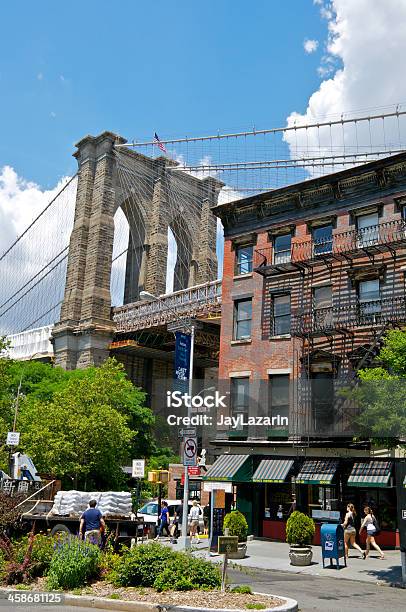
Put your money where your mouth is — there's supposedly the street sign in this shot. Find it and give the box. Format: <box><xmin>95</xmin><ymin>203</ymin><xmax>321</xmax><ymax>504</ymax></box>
<box><xmin>188</xmin><ymin>466</ymin><xmax>201</xmax><ymax>476</ymax></box>
<box><xmin>178</xmin><ymin>428</ymin><xmax>197</xmax><ymax>438</ymax></box>
<box><xmin>6</xmin><ymin>432</ymin><xmax>20</xmax><ymax>446</ymax></box>
<box><xmin>132</xmin><ymin>459</ymin><xmax>145</xmax><ymax>479</ymax></box>
<box><xmin>183</xmin><ymin>436</ymin><xmax>197</xmax><ymax>466</ymax></box>
<box><xmin>218</xmin><ymin>535</ymin><xmax>238</xmax><ymax>555</ymax></box>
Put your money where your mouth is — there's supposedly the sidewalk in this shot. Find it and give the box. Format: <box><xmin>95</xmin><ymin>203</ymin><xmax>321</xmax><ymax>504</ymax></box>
<box><xmin>201</xmin><ymin>539</ymin><xmax>403</xmax><ymax>586</ymax></box>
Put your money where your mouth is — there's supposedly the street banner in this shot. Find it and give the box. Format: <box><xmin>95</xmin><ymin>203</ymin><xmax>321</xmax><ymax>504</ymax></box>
<box><xmin>174</xmin><ymin>331</ymin><xmax>191</xmax><ymax>385</ymax></box>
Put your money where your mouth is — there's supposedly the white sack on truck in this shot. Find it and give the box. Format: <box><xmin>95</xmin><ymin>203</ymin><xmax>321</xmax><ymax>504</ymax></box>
<box><xmin>51</xmin><ymin>490</ymin><xmax>132</xmax><ymax>517</ymax></box>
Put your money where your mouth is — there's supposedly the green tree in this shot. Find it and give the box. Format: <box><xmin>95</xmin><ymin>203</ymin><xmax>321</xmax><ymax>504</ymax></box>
<box><xmin>14</xmin><ymin>358</ymin><xmax>155</xmax><ymax>489</ymax></box>
<box><xmin>0</xmin><ymin>337</ymin><xmax>14</xmax><ymax>468</ymax></box>
<box><xmin>351</xmin><ymin>329</ymin><xmax>406</xmax><ymax>442</ymax></box>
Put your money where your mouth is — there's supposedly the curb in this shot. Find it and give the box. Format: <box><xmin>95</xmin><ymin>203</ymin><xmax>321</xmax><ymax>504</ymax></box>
<box><xmin>0</xmin><ymin>589</ymin><xmax>298</xmax><ymax>612</ymax></box>
<box><xmin>64</xmin><ymin>593</ymin><xmax>298</xmax><ymax>612</ymax></box>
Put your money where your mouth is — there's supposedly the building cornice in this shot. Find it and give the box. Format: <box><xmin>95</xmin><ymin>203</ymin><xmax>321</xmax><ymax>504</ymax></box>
<box><xmin>212</xmin><ymin>153</ymin><xmax>406</xmax><ymax>234</ymax></box>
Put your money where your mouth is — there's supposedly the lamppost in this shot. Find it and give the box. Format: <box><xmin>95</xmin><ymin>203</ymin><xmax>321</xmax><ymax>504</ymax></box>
<box><xmin>139</xmin><ymin>290</ymin><xmax>195</xmax><ymax>549</ymax></box>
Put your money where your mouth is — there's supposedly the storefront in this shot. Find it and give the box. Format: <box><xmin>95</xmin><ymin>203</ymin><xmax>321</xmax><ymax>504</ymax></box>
<box><xmin>342</xmin><ymin>460</ymin><xmax>398</xmax><ymax>547</ymax></box>
<box><xmin>202</xmin><ymin>454</ymin><xmax>254</xmax><ymax>533</ymax></box>
<box><xmin>204</xmin><ymin>454</ymin><xmax>400</xmax><ymax>546</ymax></box>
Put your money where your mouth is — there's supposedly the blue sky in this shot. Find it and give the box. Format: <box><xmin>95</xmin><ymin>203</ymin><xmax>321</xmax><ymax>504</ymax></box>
<box><xmin>0</xmin><ymin>0</ymin><xmax>326</xmax><ymax>187</ymax></box>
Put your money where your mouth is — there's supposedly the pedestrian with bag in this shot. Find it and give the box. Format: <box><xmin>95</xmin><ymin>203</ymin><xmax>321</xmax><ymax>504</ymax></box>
<box><xmin>342</xmin><ymin>503</ymin><xmax>364</xmax><ymax>559</ymax></box>
<box><xmin>359</xmin><ymin>505</ymin><xmax>384</xmax><ymax>559</ymax></box>
<box><xmin>170</xmin><ymin>501</ymin><xmax>183</xmax><ymax>543</ymax></box>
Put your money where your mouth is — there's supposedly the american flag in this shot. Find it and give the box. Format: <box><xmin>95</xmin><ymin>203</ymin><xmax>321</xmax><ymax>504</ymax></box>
<box><xmin>154</xmin><ymin>132</ymin><xmax>167</xmax><ymax>153</ymax></box>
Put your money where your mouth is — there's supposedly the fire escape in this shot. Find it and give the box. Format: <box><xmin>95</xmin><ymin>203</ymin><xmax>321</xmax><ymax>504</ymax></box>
<box><xmin>254</xmin><ymin>218</ymin><xmax>406</xmax><ymax>443</ymax></box>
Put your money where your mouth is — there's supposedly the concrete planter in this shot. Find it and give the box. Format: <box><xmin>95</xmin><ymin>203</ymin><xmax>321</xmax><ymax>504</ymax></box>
<box><xmin>0</xmin><ymin>589</ymin><xmax>298</xmax><ymax>612</ymax></box>
<box><xmin>289</xmin><ymin>545</ymin><xmax>313</xmax><ymax>566</ymax></box>
<box><xmin>63</xmin><ymin>593</ymin><xmax>298</xmax><ymax>612</ymax></box>
<box><xmin>227</xmin><ymin>543</ymin><xmax>247</xmax><ymax>559</ymax></box>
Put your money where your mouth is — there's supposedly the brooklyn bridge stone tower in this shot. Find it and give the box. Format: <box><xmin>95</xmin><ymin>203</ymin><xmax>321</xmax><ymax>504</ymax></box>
<box><xmin>52</xmin><ymin>132</ymin><xmax>222</xmax><ymax>370</ymax></box>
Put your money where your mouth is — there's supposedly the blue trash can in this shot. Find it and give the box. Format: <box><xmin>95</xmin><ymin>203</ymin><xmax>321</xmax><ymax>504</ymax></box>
<box><xmin>320</xmin><ymin>523</ymin><xmax>346</xmax><ymax>569</ymax></box>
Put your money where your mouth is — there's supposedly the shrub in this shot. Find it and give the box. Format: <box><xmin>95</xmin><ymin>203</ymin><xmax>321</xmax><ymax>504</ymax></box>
<box><xmin>14</xmin><ymin>534</ymin><xmax>58</xmax><ymax>578</ymax></box>
<box><xmin>223</xmin><ymin>511</ymin><xmax>248</xmax><ymax>542</ymax></box>
<box><xmin>153</xmin><ymin>554</ymin><xmax>221</xmax><ymax>592</ymax></box>
<box><xmin>47</xmin><ymin>538</ymin><xmax>101</xmax><ymax>590</ymax></box>
<box><xmin>286</xmin><ymin>511</ymin><xmax>315</xmax><ymax>546</ymax></box>
<box><xmin>231</xmin><ymin>585</ymin><xmax>252</xmax><ymax>594</ymax></box>
<box><xmin>100</xmin><ymin>548</ymin><xmax>120</xmax><ymax>581</ymax></box>
<box><xmin>112</xmin><ymin>542</ymin><xmax>174</xmax><ymax>587</ymax></box>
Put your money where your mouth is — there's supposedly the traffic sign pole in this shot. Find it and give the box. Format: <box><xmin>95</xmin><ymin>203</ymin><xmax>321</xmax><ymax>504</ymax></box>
<box><xmin>179</xmin><ymin>324</ymin><xmax>195</xmax><ymax>550</ymax></box>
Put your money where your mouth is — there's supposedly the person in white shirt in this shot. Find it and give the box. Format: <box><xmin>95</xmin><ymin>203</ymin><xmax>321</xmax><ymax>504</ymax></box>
<box><xmin>359</xmin><ymin>506</ymin><xmax>384</xmax><ymax>560</ymax></box>
<box><xmin>189</xmin><ymin>500</ymin><xmax>201</xmax><ymax>543</ymax></box>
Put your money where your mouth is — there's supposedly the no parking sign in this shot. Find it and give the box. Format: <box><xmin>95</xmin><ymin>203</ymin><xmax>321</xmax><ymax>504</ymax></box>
<box><xmin>183</xmin><ymin>437</ymin><xmax>197</xmax><ymax>466</ymax></box>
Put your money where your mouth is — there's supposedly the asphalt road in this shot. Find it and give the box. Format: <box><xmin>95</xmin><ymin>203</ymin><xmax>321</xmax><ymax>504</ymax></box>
<box><xmin>228</xmin><ymin>567</ymin><xmax>406</xmax><ymax>611</ymax></box>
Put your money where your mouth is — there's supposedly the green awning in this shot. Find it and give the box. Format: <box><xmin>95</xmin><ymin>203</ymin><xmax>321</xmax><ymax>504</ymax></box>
<box><xmin>296</xmin><ymin>459</ymin><xmax>339</xmax><ymax>485</ymax></box>
<box><xmin>347</xmin><ymin>461</ymin><xmax>393</xmax><ymax>488</ymax></box>
<box><xmin>253</xmin><ymin>459</ymin><xmax>294</xmax><ymax>483</ymax></box>
<box><xmin>203</xmin><ymin>454</ymin><xmax>252</xmax><ymax>483</ymax></box>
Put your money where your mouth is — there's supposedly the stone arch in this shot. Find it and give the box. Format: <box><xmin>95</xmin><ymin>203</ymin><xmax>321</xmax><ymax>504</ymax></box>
<box><xmin>53</xmin><ymin>132</ymin><xmax>223</xmax><ymax>369</ymax></box>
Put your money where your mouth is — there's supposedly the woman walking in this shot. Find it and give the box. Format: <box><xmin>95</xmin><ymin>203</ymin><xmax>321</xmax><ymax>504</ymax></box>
<box><xmin>360</xmin><ymin>506</ymin><xmax>384</xmax><ymax>559</ymax></box>
<box><xmin>155</xmin><ymin>501</ymin><xmax>170</xmax><ymax>540</ymax></box>
<box><xmin>342</xmin><ymin>503</ymin><xmax>364</xmax><ymax>559</ymax></box>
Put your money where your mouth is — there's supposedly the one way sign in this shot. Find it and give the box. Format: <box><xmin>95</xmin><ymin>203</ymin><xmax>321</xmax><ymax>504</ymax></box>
<box><xmin>183</xmin><ymin>437</ymin><xmax>197</xmax><ymax>467</ymax></box>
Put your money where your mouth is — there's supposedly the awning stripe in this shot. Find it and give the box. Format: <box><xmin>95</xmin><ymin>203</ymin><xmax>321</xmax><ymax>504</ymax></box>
<box><xmin>347</xmin><ymin>461</ymin><xmax>393</xmax><ymax>487</ymax></box>
<box><xmin>203</xmin><ymin>454</ymin><xmax>250</xmax><ymax>482</ymax></box>
<box><xmin>253</xmin><ymin>459</ymin><xmax>294</xmax><ymax>483</ymax></box>
<box><xmin>296</xmin><ymin>459</ymin><xmax>339</xmax><ymax>485</ymax></box>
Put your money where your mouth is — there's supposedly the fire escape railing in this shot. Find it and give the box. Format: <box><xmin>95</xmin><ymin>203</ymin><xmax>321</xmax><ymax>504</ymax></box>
<box><xmin>254</xmin><ymin>218</ymin><xmax>406</xmax><ymax>270</ymax></box>
<box><xmin>112</xmin><ymin>280</ymin><xmax>222</xmax><ymax>332</ymax></box>
<box><xmin>291</xmin><ymin>296</ymin><xmax>406</xmax><ymax>336</ymax></box>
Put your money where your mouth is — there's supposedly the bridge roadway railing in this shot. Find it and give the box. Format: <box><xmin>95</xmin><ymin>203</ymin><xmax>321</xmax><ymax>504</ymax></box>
<box><xmin>112</xmin><ymin>280</ymin><xmax>222</xmax><ymax>332</ymax></box>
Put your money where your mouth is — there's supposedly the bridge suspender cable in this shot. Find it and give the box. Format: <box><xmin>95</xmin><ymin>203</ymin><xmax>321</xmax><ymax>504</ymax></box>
<box><xmin>0</xmin><ymin>173</ymin><xmax>77</xmax><ymax>263</ymax></box>
<box><xmin>115</xmin><ymin>110</ymin><xmax>406</xmax><ymax>148</ymax></box>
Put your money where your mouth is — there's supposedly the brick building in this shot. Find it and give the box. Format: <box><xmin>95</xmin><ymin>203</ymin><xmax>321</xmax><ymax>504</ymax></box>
<box><xmin>206</xmin><ymin>153</ymin><xmax>406</xmax><ymax>544</ymax></box>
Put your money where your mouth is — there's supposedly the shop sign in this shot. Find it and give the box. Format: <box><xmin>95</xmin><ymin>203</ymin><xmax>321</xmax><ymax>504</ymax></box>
<box><xmin>203</xmin><ymin>482</ymin><xmax>232</xmax><ymax>493</ymax></box>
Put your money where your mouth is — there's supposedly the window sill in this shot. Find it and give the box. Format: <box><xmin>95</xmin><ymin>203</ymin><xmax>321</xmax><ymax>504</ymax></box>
<box><xmin>269</xmin><ymin>334</ymin><xmax>291</xmax><ymax>340</ymax></box>
<box><xmin>233</xmin><ymin>273</ymin><xmax>253</xmax><ymax>280</ymax></box>
<box><xmin>231</xmin><ymin>339</ymin><xmax>252</xmax><ymax>346</ymax></box>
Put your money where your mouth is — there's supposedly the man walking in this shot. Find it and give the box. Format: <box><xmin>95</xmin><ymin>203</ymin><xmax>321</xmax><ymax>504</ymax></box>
<box><xmin>80</xmin><ymin>499</ymin><xmax>106</xmax><ymax>545</ymax></box>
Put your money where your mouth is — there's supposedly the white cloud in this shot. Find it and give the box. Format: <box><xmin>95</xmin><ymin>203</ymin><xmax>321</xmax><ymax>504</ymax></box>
<box><xmin>0</xmin><ymin>168</ymin><xmax>76</xmax><ymax>333</ymax></box>
<box><xmin>37</xmin><ymin>72</ymin><xmax>43</xmax><ymax>81</ymax></box>
<box><xmin>304</xmin><ymin>39</ymin><xmax>319</xmax><ymax>54</ymax></box>
<box><xmin>285</xmin><ymin>0</ymin><xmax>406</xmax><ymax>175</ymax></box>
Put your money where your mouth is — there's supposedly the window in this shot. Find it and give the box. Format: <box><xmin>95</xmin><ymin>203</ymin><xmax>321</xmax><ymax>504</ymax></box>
<box><xmin>231</xmin><ymin>377</ymin><xmax>250</xmax><ymax>433</ymax></box>
<box><xmin>233</xmin><ymin>299</ymin><xmax>252</xmax><ymax>340</ymax></box>
<box><xmin>235</xmin><ymin>245</ymin><xmax>253</xmax><ymax>275</ymax></box>
<box><xmin>272</xmin><ymin>294</ymin><xmax>291</xmax><ymax>335</ymax></box>
<box><xmin>313</xmin><ymin>224</ymin><xmax>333</xmax><ymax>255</ymax></box>
<box><xmin>268</xmin><ymin>375</ymin><xmax>289</xmax><ymax>428</ymax></box>
<box><xmin>274</xmin><ymin>233</ymin><xmax>292</xmax><ymax>264</ymax></box>
<box><xmin>312</xmin><ymin>372</ymin><xmax>334</xmax><ymax>433</ymax></box>
<box><xmin>357</xmin><ymin>212</ymin><xmax>379</xmax><ymax>247</ymax></box>
<box><xmin>358</xmin><ymin>278</ymin><xmax>381</xmax><ymax>321</ymax></box>
<box><xmin>313</xmin><ymin>286</ymin><xmax>333</xmax><ymax>330</ymax></box>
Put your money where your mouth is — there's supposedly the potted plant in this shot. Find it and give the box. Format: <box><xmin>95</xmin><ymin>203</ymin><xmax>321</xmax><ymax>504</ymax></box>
<box><xmin>286</xmin><ymin>510</ymin><xmax>315</xmax><ymax>566</ymax></box>
<box><xmin>223</xmin><ymin>510</ymin><xmax>248</xmax><ymax>559</ymax></box>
